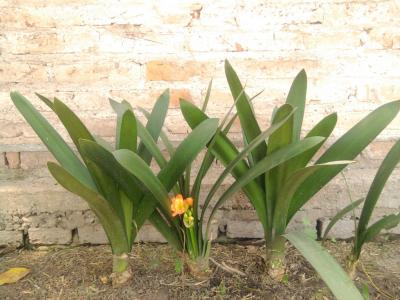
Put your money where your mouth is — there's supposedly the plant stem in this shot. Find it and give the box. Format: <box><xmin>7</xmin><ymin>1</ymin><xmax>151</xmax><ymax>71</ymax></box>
<box><xmin>189</xmin><ymin>226</ymin><xmax>198</xmax><ymax>258</ymax></box>
<box><xmin>266</xmin><ymin>235</ymin><xmax>286</xmax><ymax>280</ymax></box>
<box><xmin>113</xmin><ymin>252</ymin><xmax>129</xmax><ymax>273</ymax></box>
<box><xmin>346</xmin><ymin>253</ymin><xmax>359</xmax><ymax>280</ymax></box>
<box><xmin>111</xmin><ymin>252</ymin><xmax>132</xmax><ymax>286</ymax></box>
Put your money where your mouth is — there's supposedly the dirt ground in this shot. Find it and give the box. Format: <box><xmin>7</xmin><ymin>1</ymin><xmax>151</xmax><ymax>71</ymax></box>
<box><xmin>0</xmin><ymin>238</ymin><xmax>399</xmax><ymax>300</ymax></box>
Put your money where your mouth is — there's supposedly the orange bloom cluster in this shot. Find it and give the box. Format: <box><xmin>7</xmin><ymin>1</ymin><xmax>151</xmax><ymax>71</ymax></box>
<box><xmin>170</xmin><ymin>194</ymin><xmax>193</xmax><ymax>217</ymax></box>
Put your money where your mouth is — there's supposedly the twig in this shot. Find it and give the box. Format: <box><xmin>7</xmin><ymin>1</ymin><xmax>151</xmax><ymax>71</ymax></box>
<box><xmin>209</xmin><ymin>257</ymin><xmax>247</xmax><ymax>277</ymax></box>
<box><xmin>361</xmin><ymin>262</ymin><xmax>394</xmax><ymax>299</ymax></box>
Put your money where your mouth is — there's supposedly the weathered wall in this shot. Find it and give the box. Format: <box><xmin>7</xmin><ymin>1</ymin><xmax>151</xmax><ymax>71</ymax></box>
<box><xmin>1</xmin><ymin>0</ymin><xmax>400</xmax><ymax>246</ymax></box>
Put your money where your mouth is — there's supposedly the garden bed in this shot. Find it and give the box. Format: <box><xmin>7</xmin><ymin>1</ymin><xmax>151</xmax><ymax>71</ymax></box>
<box><xmin>1</xmin><ymin>238</ymin><xmax>399</xmax><ymax>299</ymax></box>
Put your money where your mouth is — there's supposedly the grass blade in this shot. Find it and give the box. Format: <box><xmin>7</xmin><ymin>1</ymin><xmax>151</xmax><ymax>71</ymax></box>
<box><xmin>322</xmin><ymin>198</ymin><xmax>364</xmax><ymax>241</ymax></box>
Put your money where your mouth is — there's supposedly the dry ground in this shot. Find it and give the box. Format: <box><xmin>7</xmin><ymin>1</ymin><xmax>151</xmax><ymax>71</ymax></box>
<box><xmin>0</xmin><ymin>238</ymin><xmax>399</xmax><ymax>299</ymax></box>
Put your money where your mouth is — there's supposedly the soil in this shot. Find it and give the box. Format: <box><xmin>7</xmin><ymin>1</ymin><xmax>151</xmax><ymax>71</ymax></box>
<box><xmin>0</xmin><ymin>238</ymin><xmax>399</xmax><ymax>299</ymax></box>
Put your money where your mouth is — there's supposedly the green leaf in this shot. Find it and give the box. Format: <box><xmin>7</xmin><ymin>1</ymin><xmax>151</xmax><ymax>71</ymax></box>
<box><xmin>205</xmin><ymin>137</ymin><xmax>325</xmax><ymax>238</ymax></box>
<box><xmin>10</xmin><ymin>92</ymin><xmax>94</xmax><ymax>189</ymax></box>
<box><xmin>201</xmin><ymin>79</ymin><xmax>213</xmax><ymax>112</ymax></box>
<box><xmin>266</xmin><ymin>104</ymin><xmax>294</xmax><ymax>221</ymax></box>
<box><xmin>287</xmin><ymin>113</ymin><xmax>338</xmax><ymax>173</ymax></box>
<box><xmin>180</xmin><ymin>99</ymin><xmax>267</xmax><ymax>229</ymax></box>
<box><xmin>47</xmin><ymin>162</ymin><xmax>129</xmax><ymax>254</ymax></box>
<box><xmin>357</xmin><ymin>139</ymin><xmax>400</xmax><ymax>239</ymax></box>
<box><xmin>273</xmin><ymin>161</ymin><xmax>352</xmax><ymax>236</ymax></box>
<box><xmin>112</xmin><ymin>149</ymin><xmax>171</xmax><ymax>215</ymax></box>
<box><xmin>137</xmin><ymin>90</ymin><xmax>170</xmax><ymax>164</ymax></box>
<box><xmin>322</xmin><ymin>198</ymin><xmax>364</xmax><ymax>241</ymax></box>
<box><xmin>136</xmin><ymin>120</ymin><xmax>167</xmax><ymax>168</ymax></box>
<box><xmin>361</xmin><ymin>213</ymin><xmax>400</xmax><ymax>245</ymax></box>
<box><xmin>116</xmin><ymin>118</ymin><xmax>219</xmax><ymax>233</ymax></box>
<box><xmin>137</xmin><ymin>107</ymin><xmax>175</xmax><ymax>155</ymax></box>
<box><xmin>93</xmin><ymin>135</ymin><xmax>114</xmax><ymax>152</ymax></box>
<box><xmin>35</xmin><ymin>93</ymin><xmax>54</xmax><ymax>109</ymax></box>
<box><xmin>79</xmin><ymin>139</ymin><xmax>143</xmax><ymax>214</ymax></box>
<box><xmin>225</xmin><ymin>59</ymin><xmax>267</xmax><ymax>164</ymax></box>
<box><xmin>200</xmin><ymin>107</ymin><xmax>296</xmax><ymax>226</ymax></box>
<box><xmin>288</xmin><ymin>100</ymin><xmax>400</xmax><ymax>220</ymax></box>
<box><xmin>148</xmin><ymin>212</ymin><xmax>182</xmax><ymax>250</ymax></box>
<box><xmin>109</xmin><ymin>98</ymin><xmax>133</xmax><ymax>149</ymax></box>
<box><xmin>285</xmin><ymin>69</ymin><xmax>307</xmax><ymax>141</ymax></box>
<box><xmin>117</xmin><ymin>109</ymin><xmax>137</xmax><ymax>152</ymax></box>
<box><xmin>285</xmin><ymin>232</ymin><xmax>363</xmax><ymax>300</ymax></box>
<box><xmin>53</xmin><ymin>98</ymin><xmax>95</xmax><ymax>150</ymax></box>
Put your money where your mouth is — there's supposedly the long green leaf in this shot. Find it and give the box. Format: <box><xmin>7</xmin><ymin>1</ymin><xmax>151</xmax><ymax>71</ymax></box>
<box><xmin>137</xmin><ymin>89</ymin><xmax>169</xmax><ymax>164</ymax></box>
<box><xmin>322</xmin><ymin>198</ymin><xmax>364</xmax><ymax>241</ymax></box>
<box><xmin>47</xmin><ymin>162</ymin><xmax>129</xmax><ymax>254</ymax></box>
<box><xmin>112</xmin><ymin>149</ymin><xmax>171</xmax><ymax>215</ymax></box>
<box><xmin>287</xmin><ymin>113</ymin><xmax>338</xmax><ymax>174</ymax></box>
<box><xmin>361</xmin><ymin>213</ymin><xmax>400</xmax><ymax>245</ymax></box>
<box><xmin>285</xmin><ymin>232</ymin><xmax>363</xmax><ymax>300</ymax></box>
<box><xmin>266</xmin><ymin>104</ymin><xmax>294</xmax><ymax>223</ymax></box>
<box><xmin>79</xmin><ymin>139</ymin><xmax>144</xmax><ymax>213</ymax></box>
<box><xmin>288</xmin><ymin>100</ymin><xmax>400</xmax><ymax>220</ymax></box>
<box><xmin>136</xmin><ymin>120</ymin><xmax>167</xmax><ymax>168</ymax></box>
<box><xmin>117</xmin><ymin>109</ymin><xmax>137</xmax><ymax>152</ymax></box>
<box><xmin>285</xmin><ymin>69</ymin><xmax>307</xmax><ymax>141</ymax></box>
<box><xmin>205</xmin><ymin>137</ymin><xmax>325</xmax><ymax>238</ymax></box>
<box><xmin>35</xmin><ymin>93</ymin><xmax>54</xmax><ymax>109</ymax></box>
<box><xmin>273</xmin><ymin>161</ymin><xmax>352</xmax><ymax>236</ymax></box>
<box><xmin>200</xmin><ymin>108</ymin><xmax>296</xmax><ymax>224</ymax></box>
<box><xmin>53</xmin><ymin>98</ymin><xmax>95</xmax><ymax>150</ymax></box>
<box><xmin>201</xmin><ymin>79</ymin><xmax>213</xmax><ymax>112</ymax></box>
<box><xmin>225</xmin><ymin>60</ymin><xmax>267</xmax><ymax>164</ymax></box>
<box><xmin>180</xmin><ymin>99</ymin><xmax>266</xmax><ymax>222</ymax></box>
<box><xmin>116</xmin><ymin>118</ymin><xmax>219</xmax><ymax>232</ymax></box>
<box><xmin>357</xmin><ymin>139</ymin><xmax>400</xmax><ymax>238</ymax></box>
<box><xmin>138</xmin><ymin>107</ymin><xmax>175</xmax><ymax>155</ymax></box>
<box><xmin>110</xmin><ymin>98</ymin><xmax>132</xmax><ymax>149</ymax></box>
<box><xmin>10</xmin><ymin>92</ymin><xmax>93</xmax><ymax>189</ymax></box>
<box><xmin>148</xmin><ymin>212</ymin><xmax>183</xmax><ymax>250</ymax></box>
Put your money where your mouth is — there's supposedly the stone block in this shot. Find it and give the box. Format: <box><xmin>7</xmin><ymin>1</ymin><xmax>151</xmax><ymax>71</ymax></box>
<box><xmin>28</xmin><ymin>227</ymin><xmax>72</xmax><ymax>245</ymax></box>
<box><xmin>226</xmin><ymin>220</ymin><xmax>264</xmax><ymax>239</ymax></box>
<box><xmin>146</xmin><ymin>60</ymin><xmax>214</xmax><ymax>81</ymax></box>
<box><xmin>78</xmin><ymin>225</ymin><xmax>108</xmax><ymax>245</ymax></box>
<box><xmin>136</xmin><ymin>224</ymin><xmax>166</xmax><ymax>243</ymax></box>
<box><xmin>0</xmin><ymin>230</ymin><xmax>23</xmax><ymax>246</ymax></box>
<box><xmin>5</xmin><ymin>152</ymin><xmax>20</xmax><ymax>169</ymax></box>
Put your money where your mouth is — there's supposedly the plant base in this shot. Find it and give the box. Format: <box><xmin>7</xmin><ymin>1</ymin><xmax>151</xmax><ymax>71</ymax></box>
<box><xmin>111</xmin><ymin>253</ymin><xmax>132</xmax><ymax>286</ymax></box>
<box><xmin>266</xmin><ymin>236</ymin><xmax>286</xmax><ymax>281</ymax></box>
<box><xmin>184</xmin><ymin>255</ymin><xmax>211</xmax><ymax>281</ymax></box>
<box><xmin>346</xmin><ymin>255</ymin><xmax>358</xmax><ymax>280</ymax></box>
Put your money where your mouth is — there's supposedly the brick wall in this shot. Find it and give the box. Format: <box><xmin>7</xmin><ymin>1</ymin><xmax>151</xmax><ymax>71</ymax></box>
<box><xmin>1</xmin><ymin>0</ymin><xmax>400</xmax><ymax>246</ymax></box>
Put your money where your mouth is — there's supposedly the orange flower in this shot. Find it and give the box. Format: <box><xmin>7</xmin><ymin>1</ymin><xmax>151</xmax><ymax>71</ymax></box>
<box><xmin>170</xmin><ymin>194</ymin><xmax>194</xmax><ymax>217</ymax></box>
<box><xmin>170</xmin><ymin>194</ymin><xmax>186</xmax><ymax>217</ymax></box>
<box><xmin>185</xmin><ymin>197</ymin><xmax>193</xmax><ymax>207</ymax></box>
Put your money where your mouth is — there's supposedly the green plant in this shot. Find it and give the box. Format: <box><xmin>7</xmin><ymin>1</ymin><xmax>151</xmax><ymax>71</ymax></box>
<box><xmin>107</xmin><ymin>83</ymin><xmax>323</xmax><ymax>279</ymax></box>
<box><xmin>10</xmin><ymin>90</ymin><xmax>216</xmax><ymax>284</ymax></box>
<box><xmin>323</xmin><ymin>139</ymin><xmax>400</xmax><ymax>276</ymax></box>
<box><xmin>180</xmin><ymin>60</ymin><xmax>400</xmax><ymax>278</ymax></box>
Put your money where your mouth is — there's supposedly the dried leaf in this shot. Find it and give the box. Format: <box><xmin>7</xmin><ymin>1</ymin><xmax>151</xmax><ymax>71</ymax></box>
<box><xmin>0</xmin><ymin>267</ymin><xmax>30</xmax><ymax>285</ymax></box>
